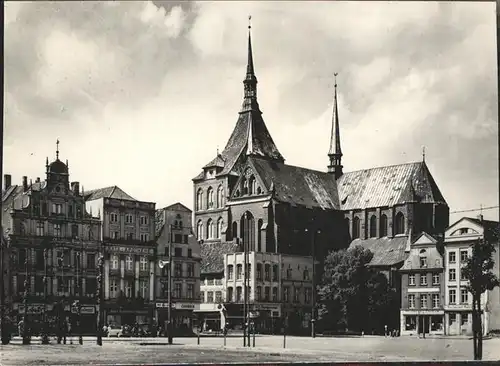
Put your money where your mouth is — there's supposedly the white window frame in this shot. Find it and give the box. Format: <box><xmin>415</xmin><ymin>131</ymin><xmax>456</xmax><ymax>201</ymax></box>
<box><xmin>110</xmin><ymin>213</ymin><xmax>118</xmax><ymax>223</ymax></box>
<box><xmin>409</xmin><ymin>274</ymin><xmax>415</xmax><ymax>286</ymax></box>
<box><xmin>420</xmin><ymin>273</ymin><xmax>427</xmax><ymax>286</ymax></box>
<box><xmin>125</xmin><ymin>256</ymin><xmax>133</xmax><ymax>271</ymax></box>
<box><xmin>460</xmin><ymin>250</ymin><xmax>469</xmax><ymax>263</ymax></box>
<box><xmin>125</xmin><ymin>280</ymin><xmax>133</xmax><ymax>298</ymax></box>
<box><xmin>36</xmin><ymin>222</ymin><xmax>44</xmax><ymax>236</ymax></box>
<box><xmin>140</xmin><ymin>280</ymin><xmax>148</xmax><ymax>299</ymax></box>
<box><xmin>449</xmin><ymin>268</ymin><xmax>456</xmax><ymax>282</ymax></box>
<box><xmin>110</xmin><ymin>279</ymin><xmax>119</xmax><ymax>298</ymax></box>
<box><xmin>140</xmin><ymin>256</ymin><xmax>148</xmax><ymax>271</ymax></box>
<box><xmin>420</xmin><ymin>294</ymin><xmax>428</xmax><ymax>309</ymax></box>
<box><xmin>449</xmin><ymin>289</ymin><xmax>456</xmax><ymax>304</ymax></box>
<box><xmin>408</xmin><ymin>294</ymin><xmax>416</xmax><ymax>309</ymax></box>
<box><xmin>125</xmin><ymin>214</ymin><xmax>134</xmax><ymax>224</ymax></box>
<box><xmin>460</xmin><ymin>288</ymin><xmax>469</xmax><ymax>304</ymax></box>
<box><xmin>111</xmin><ymin>255</ymin><xmax>119</xmax><ymax>270</ymax></box>
<box><xmin>448</xmin><ymin>251</ymin><xmax>456</xmax><ymax>263</ymax></box>
<box><xmin>432</xmin><ymin>273</ymin><xmax>440</xmax><ymax>285</ymax></box>
<box><xmin>140</xmin><ymin>216</ymin><xmax>148</xmax><ymax>225</ymax></box>
<box><xmin>432</xmin><ymin>294</ymin><xmax>440</xmax><ymax>308</ymax></box>
<box><xmin>54</xmin><ymin>224</ymin><xmax>62</xmax><ymax>238</ymax></box>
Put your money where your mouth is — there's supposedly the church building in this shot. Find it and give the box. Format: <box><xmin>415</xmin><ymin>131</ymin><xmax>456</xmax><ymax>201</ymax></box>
<box><xmin>193</xmin><ymin>22</ymin><xmax>449</xmax><ymax>334</ymax></box>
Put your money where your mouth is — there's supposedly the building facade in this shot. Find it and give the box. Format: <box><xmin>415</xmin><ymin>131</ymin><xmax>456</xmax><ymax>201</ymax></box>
<box><xmin>192</xmin><ymin>24</ymin><xmax>450</xmax><ymax>334</ymax></box>
<box><xmin>443</xmin><ymin>216</ymin><xmax>500</xmax><ymax>336</ymax></box>
<box><xmin>84</xmin><ymin>186</ymin><xmax>156</xmax><ymax>331</ymax></box>
<box><xmin>224</xmin><ymin>252</ymin><xmax>314</xmax><ymax>334</ymax></box>
<box><xmin>2</xmin><ymin>147</ymin><xmax>102</xmax><ymax>334</ymax></box>
<box><xmin>400</xmin><ymin>232</ymin><xmax>445</xmax><ymax>336</ymax></box>
<box><xmin>155</xmin><ymin>203</ymin><xmax>201</xmax><ymax>335</ymax></box>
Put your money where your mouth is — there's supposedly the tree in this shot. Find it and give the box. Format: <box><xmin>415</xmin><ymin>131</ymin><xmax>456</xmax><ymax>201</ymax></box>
<box><xmin>317</xmin><ymin>245</ymin><xmax>397</xmax><ymax>334</ymax></box>
<box><xmin>462</xmin><ymin>236</ymin><xmax>499</xmax><ymax>360</ymax></box>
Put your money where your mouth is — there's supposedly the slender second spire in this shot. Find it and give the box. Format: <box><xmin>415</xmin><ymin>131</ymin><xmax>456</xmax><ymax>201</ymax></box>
<box><xmin>328</xmin><ymin>73</ymin><xmax>343</xmax><ymax>179</ymax></box>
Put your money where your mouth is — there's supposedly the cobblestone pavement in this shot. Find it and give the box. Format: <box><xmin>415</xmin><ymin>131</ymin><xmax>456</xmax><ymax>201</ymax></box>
<box><xmin>1</xmin><ymin>335</ymin><xmax>500</xmax><ymax>365</ymax></box>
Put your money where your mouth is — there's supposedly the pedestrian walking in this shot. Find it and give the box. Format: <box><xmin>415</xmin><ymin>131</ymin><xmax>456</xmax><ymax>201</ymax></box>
<box><xmin>384</xmin><ymin>324</ymin><xmax>388</xmax><ymax>337</ymax></box>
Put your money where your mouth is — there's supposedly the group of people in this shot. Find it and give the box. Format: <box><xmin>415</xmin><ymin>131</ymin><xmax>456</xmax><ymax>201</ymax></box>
<box><xmin>17</xmin><ymin>316</ymin><xmax>74</xmax><ymax>343</ymax></box>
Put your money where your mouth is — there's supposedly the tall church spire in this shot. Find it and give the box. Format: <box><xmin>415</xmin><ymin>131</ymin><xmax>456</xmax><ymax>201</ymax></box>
<box><xmin>241</xmin><ymin>16</ymin><xmax>260</xmax><ymax>113</ymax></box>
<box><xmin>328</xmin><ymin>73</ymin><xmax>343</xmax><ymax>179</ymax></box>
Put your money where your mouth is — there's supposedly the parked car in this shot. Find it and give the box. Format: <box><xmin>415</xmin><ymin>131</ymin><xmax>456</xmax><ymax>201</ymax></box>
<box><xmin>106</xmin><ymin>325</ymin><xmax>123</xmax><ymax>337</ymax></box>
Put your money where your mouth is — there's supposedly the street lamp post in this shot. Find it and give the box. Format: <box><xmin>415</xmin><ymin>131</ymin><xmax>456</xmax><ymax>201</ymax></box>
<box><xmin>158</xmin><ymin>238</ymin><xmax>172</xmax><ymax>345</ymax></box>
<box><xmin>305</xmin><ymin>228</ymin><xmax>320</xmax><ymax>338</ymax></box>
<box><xmin>76</xmin><ymin>251</ymin><xmax>83</xmax><ymax>345</ymax></box>
<box><xmin>22</xmin><ymin>256</ymin><xmax>31</xmax><ymax>345</ymax></box>
<box><xmin>242</xmin><ymin>213</ymin><xmax>248</xmax><ymax>347</ymax></box>
<box><xmin>96</xmin><ymin>254</ymin><xmax>104</xmax><ymax>346</ymax></box>
<box><xmin>0</xmin><ymin>238</ymin><xmax>10</xmax><ymax>345</ymax></box>
<box><xmin>41</xmin><ymin>248</ymin><xmax>49</xmax><ymax>344</ymax></box>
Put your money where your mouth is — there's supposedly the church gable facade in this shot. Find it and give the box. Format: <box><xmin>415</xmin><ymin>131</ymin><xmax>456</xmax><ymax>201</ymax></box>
<box><xmin>192</xmin><ymin>22</ymin><xmax>449</xmax><ymax>273</ymax></box>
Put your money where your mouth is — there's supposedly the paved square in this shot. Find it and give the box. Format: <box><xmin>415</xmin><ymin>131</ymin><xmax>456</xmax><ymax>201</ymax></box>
<box><xmin>1</xmin><ymin>335</ymin><xmax>499</xmax><ymax>365</ymax></box>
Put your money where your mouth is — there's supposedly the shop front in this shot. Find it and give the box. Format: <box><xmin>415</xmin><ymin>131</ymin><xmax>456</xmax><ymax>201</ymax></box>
<box><xmin>400</xmin><ymin>310</ymin><xmax>444</xmax><ymax>336</ymax></box>
<box><xmin>71</xmin><ymin>305</ymin><xmax>97</xmax><ymax>335</ymax></box>
<box><xmin>252</xmin><ymin>303</ymin><xmax>281</xmax><ymax>335</ymax></box>
<box><xmin>104</xmin><ymin>305</ymin><xmax>152</xmax><ymax>329</ymax></box>
<box><xmin>193</xmin><ymin>303</ymin><xmax>224</xmax><ymax>333</ymax></box>
<box><xmin>282</xmin><ymin>305</ymin><xmax>308</xmax><ymax>335</ymax></box>
<box><xmin>156</xmin><ymin>301</ymin><xmax>198</xmax><ymax>336</ymax></box>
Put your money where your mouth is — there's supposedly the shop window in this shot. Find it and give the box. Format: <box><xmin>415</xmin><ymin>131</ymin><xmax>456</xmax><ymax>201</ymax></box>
<box><xmin>405</xmin><ymin>316</ymin><xmax>417</xmax><ymax>331</ymax></box>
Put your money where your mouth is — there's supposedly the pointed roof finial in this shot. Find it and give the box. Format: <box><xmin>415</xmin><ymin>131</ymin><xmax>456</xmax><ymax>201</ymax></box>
<box><xmin>328</xmin><ymin>73</ymin><xmax>342</xmax><ymax>157</ymax></box>
<box><xmin>217</xmin><ymin>145</ymin><xmax>219</xmax><ymax>156</ymax></box>
<box><xmin>422</xmin><ymin>146</ymin><xmax>426</xmax><ymax>162</ymax></box>
<box><xmin>56</xmin><ymin>139</ymin><xmax>60</xmax><ymax>160</ymax></box>
<box><xmin>246</xmin><ymin>15</ymin><xmax>254</xmax><ymax>76</ymax></box>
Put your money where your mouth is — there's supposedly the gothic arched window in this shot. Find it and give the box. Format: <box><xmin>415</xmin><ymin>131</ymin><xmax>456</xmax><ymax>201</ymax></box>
<box><xmin>394</xmin><ymin>212</ymin><xmax>405</xmax><ymax>235</ymax></box>
<box><xmin>369</xmin><ymin>215</ymin><xmax>377</xmax><ymax>238</ymax></box>
<box><xmin>196</xmin><ymin>189</ymin><xmax>203</xmax><ymax>211</ymax></box>
<box><xmin>197</xmin><ymin>220</ymin><xmax>204</xmax><ymax>240</ymax></box>
<box><xmin>207</xmin><ymin>187</ymin><xmax>214</xmax><ymax>209</ymax></box>
<box><xmin>353</xmin><ymin>217</ymin><xmax>361</xmax><ymax>239</ymax></box>
<box><xmin>207</xmin><ymin>219</ymin><xmax>214</xmax><ymax>239</ymax></box>
<box><xmin>217</xmin><ymin>185</ymin><xmax>224</xmax><ymax>208</ymax></box>
<box><xmin>380</xmin><ymin>214</ymin><xmax>388</xmax><ymax>237</ymax></box>
<box><xmin>217</xmin><ymin>218</ymin><xmax>224</xmax><ymax>239</ymax></box>
<box><xmin>249</xmin><ymin>176</ymin><xmax>256</xmax><ymax>195</ymax></box>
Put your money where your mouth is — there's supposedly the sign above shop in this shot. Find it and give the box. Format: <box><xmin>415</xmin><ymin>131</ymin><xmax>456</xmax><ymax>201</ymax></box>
<box><xmin>18</xmin><ymin>304</ymin><xmax>45</xmax><ymax>314</ymax></box>
<box><xmin>108</xmin><ymin>245</ymin><xmax>154</xmax><ymax>255</ymax></box>
<box><xmin>156</xmin><ymin>302</ymin><xmax>199</xmax><ymax>310</ymax></box>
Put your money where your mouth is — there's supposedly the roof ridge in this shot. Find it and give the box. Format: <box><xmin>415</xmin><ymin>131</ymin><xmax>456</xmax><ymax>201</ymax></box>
<box><xmin>343</xmin><ymin>161</ymin><xmax>422</xmax><ymax>175</ymax></box>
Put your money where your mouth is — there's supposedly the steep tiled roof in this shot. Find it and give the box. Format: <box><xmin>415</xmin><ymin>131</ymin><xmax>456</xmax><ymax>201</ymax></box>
<box><xmin>84</xmin><ymin>186</ymin><xmax>136</xmax><ymax>201</ymax></box>
<box><xmin>218</xmin><ymin>111</ymin><xmax>284</xmax><ymax>176</ymax></box>
<box><xmin>349</xmin><ymin>236</ymin><xmax>408</xmax><ymax>267</ymax></box>
<box><xmin>164</xmin><ymin>202</ymin><xmax>192</xmax><ymax>212</ymax></box>
<box><xmin>203</xmin><ymin>154</ymin><xmax>226</xmax><ymax>169</ymax></box>
<box><xmin>200</xmin><ymin>242</ymin><xmax>240</xmax><ymax>274</ymax></box>
<box><xmin>466</xmin><ymin>217</ymin><xmax>500</xmax><ymax>242</ymax></box>
<box><xmin>337</xmin><ymin>161</ymin><xmax>447</xmax><ymax>211</ymax></box>
<box><xmin>250</xmin><ymin>157</ymin><xmax>340</xmax><ymax>210</ymax></box>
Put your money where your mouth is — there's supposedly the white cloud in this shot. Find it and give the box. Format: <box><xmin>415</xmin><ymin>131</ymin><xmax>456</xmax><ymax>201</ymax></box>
<box><xmin>3</xmin><ymin>2</ymin><xmax>498</xmax><ymax>221</ymax></box>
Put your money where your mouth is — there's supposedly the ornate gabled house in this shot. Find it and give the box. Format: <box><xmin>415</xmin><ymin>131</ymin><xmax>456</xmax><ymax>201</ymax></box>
<box><xmin>2</xmin><ymin>143</ymin><xmax>102</xmax><ymax>334</ymax></box>
<box><xmin>192</xmin><ymin>22</ymin><xmax>450</xmax><ymax>334</ymax></box>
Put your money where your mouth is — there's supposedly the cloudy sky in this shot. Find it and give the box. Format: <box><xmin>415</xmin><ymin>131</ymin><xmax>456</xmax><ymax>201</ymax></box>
<box><xmin>4</xmin><ymin>1</ymin><xmax>498</xmax><ymax>222</ymax></box>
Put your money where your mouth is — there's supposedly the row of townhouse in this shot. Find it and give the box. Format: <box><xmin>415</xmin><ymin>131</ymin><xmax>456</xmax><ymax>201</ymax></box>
<box><xmin>400</xmin><ymin>216</ymin><xmax>500</xmax><ymax>336</ymax></box>
<box><xmin>1</xmin><ymin>147</ymin><xmax>202</xmax><ymax>337</ymax></box>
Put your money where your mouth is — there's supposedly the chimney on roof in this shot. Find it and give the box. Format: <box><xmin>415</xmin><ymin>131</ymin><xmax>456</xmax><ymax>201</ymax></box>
<box><xmin>22</xmin><ymin>176</ymin><xmax>28</xmax><ymax>192</ymax></box>
<box><xmin>4</xmin><ymin>174</ymin><xmax>11</xmax><ymax>190</ymax></box>
<box><xmin>36</xmin><ymin>177</ymin><xmax>40</xmax><ymax>183</ymax></box>
<box><xmin>478</xmin><ymin>214</ymin><xmax>484</xmax><ymax>222</ymax></box>
<box><xmin>71</xmin><ymin>182</ymin><xmax>80</xmax><ymax>196</ymax></box>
